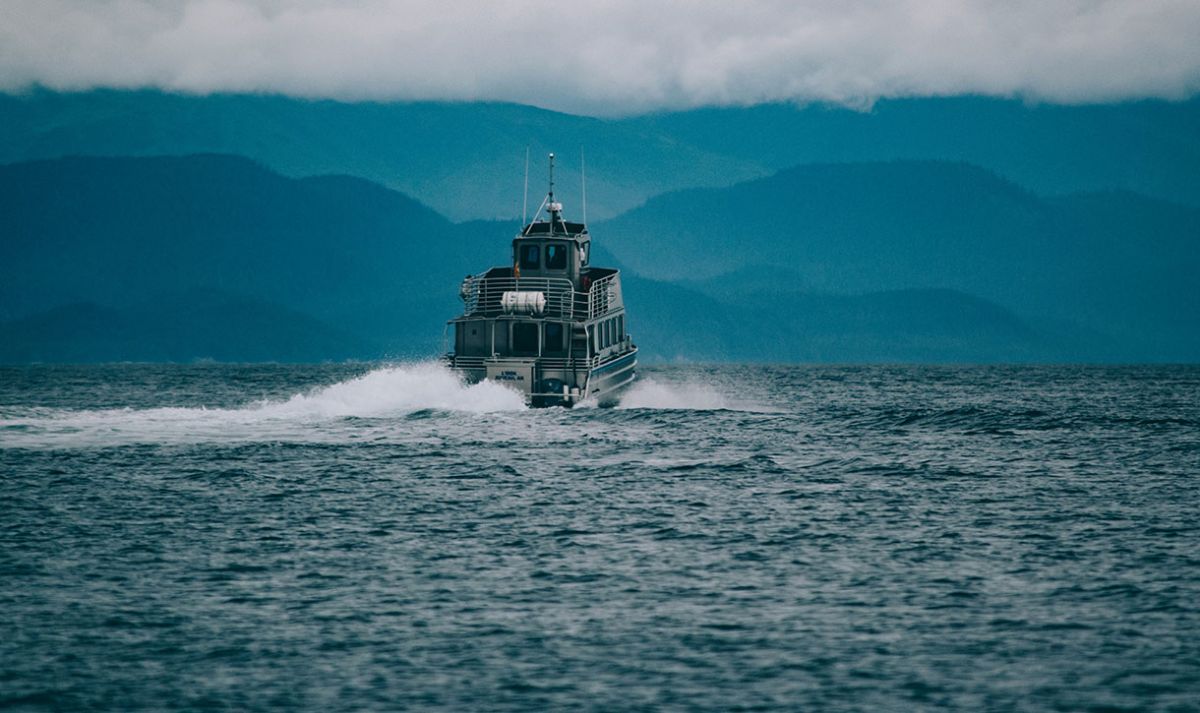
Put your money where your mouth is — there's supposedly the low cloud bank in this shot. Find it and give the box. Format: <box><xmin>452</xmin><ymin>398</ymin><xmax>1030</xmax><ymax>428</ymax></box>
<box><xmin>2</xmin><ymin>0</ymin><xmax>1198</xmax><ymax>113</ymax></box>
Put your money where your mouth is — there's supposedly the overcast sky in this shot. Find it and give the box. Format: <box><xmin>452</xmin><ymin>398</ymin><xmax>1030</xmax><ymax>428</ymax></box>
<box><xmin>2</xmin><ymin>0</ymin><xmax>1198</xmax><ymax>115</ymax></box>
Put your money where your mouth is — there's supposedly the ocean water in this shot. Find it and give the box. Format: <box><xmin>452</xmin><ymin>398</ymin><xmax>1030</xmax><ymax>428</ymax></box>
<box><xmin>2</xmin><ymin>363</ymin><xmax>1199</xmax><ymax>712</ymax></box>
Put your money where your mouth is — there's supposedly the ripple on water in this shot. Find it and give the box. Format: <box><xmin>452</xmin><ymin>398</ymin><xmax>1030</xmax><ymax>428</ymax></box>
<box><xmin>1</xmin><ymin>363</ymin><xmax>1199</xmax><ymax>711</ymax></box>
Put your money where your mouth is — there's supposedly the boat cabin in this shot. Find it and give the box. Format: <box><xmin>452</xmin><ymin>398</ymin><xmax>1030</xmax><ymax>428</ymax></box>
<box><xmin>445</xmin><ymin>152</ymin><xmax>637</xmax><ymax>406</ymax></box>
<box><xmin>513</xmin><ymin>216</ymin><xmax>590</xmax><ymax>286</ymax></box>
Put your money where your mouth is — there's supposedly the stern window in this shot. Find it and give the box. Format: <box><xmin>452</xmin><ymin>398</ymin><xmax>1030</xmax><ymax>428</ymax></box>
<box><xmin>546</xmin><ymin>243</ymin><xmax>568</xmax><ymax>270</ymax></box>
<box><xmin>544</xmin><ymin>323</ymin><xmax>565</xmax><ymax>354</ymax></box>
<box><xmin>520</xmin><ymin>244</ymin><xmax>540</xmax><ymax>270</ymax></box>
<box><xmin>513</xmin><ymin>322</ymin><xmax>539</xmax><ymax>355</ymax></box>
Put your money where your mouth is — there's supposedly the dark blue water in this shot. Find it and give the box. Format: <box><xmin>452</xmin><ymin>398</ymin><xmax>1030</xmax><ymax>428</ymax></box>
<box><xmin>2</xmin><ymin>363</ymin><xmax>1199</xmax><ymax>711</ymax></box>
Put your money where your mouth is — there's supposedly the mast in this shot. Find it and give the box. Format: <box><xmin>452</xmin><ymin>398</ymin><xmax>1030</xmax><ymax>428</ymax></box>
<box><xmin>547</xmin><ymin>152</ymin><xmax>563</xmax><ymax>235</ymax></box>
<box><xmin>522</xmin><ymin>147</ymin><xmax>530</xmax><ymax>227</ymax></box>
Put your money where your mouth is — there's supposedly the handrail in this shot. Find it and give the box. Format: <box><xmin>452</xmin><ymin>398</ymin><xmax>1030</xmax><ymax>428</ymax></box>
<box><xmin>444</xmin><ymin>354</ymin><xmax>598</xmax><ymax>370</ymax></box>
<box><xmin>535</xmin><ymin>356</ymin><xmax>598</xmax><ymax>370</ymax></box>
<box><xmin>460</xmin><ymin>275</ymin><xmax>577</xmax><ymax>319</ymax></box>
<box><xmin>586</xmin><ymin>272</ymin><xmax>620</xmax><ymax>320</ymax></box>
<box><xmin>445</xmin><ymin>349</ymin><xmax>632</xmax><ymax>372</ymax></box>
<box><xmin>458</xmin><ymin>271</ymin><xmax>624</xmax><ymax>321</ymax></box>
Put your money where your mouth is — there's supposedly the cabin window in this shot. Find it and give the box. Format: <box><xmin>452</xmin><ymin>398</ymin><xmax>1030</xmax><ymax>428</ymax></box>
<box><xmin>520</xmin><ymin>244</ymin><xmax>540</xmax><ymax>270</ymax></box>
<box><xmin>457</xmin><ymin>321</ymin><xmax>487</xmax><ymax>356</ymax></box>
<box><xmin>616</xmin><ymin>315</ymin><xmax>624</xmax><ymax>343</ymax></box>
<box><xmin>513</xmin><ymin>322</ymin><xmax>539</xmax><ymax>355</ymax></box>
<box><xmin>545</xmin><ymin>242</ymin><xmax>568</xmax><ymax>270</ymax></box>
<box><xmin>580</xmin><ymin>242</ymin><xmax>589</xmax><ymax>267</ymax></box>
<box><xmin>603</xmin><ymin>320</ymin><xmax>611</xmax><ymax>348</ymax></box>
<box><xmin>492</xmin><ymin>322</ymin><xmax>508</xmax><ymax>353</ymax></box>
<box><xmin>544</xmin><ymin>322</ymin><xmax>565</xmax><ymax>354</ymax></box>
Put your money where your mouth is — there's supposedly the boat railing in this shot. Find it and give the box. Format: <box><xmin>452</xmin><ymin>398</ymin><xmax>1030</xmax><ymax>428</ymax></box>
<box><xmin>535</xmin><ymin>356</ymin><xmax>598</xmax><ymax>370</ymax></box>
<box><xmin>462</xmin><ymin>275</ymin><xmax>577</xmax><ymax>319</ymax></box>
<box><xmin>459</xmin><ymin>271</ymin><xmax>623</xmax><ymax>321</ymax></box>
<box><xmin>444</xmin><ymin>354</ymin><xmax>487</xmax><ymax>370</ymax></box>
<box><xmin>444</xmin><ymin>354</ymin><xmax>598</xmax><ymax>371</ymax></box>
<box><xmin>586</xmin><ymin>272</ymin><xmax>621</xmax><ymax>319</ymax></box>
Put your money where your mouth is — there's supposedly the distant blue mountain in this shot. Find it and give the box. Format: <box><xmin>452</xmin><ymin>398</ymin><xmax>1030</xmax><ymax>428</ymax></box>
<box><xmin>599</xmin><ymin>161</ymin><xmax>1200</xmax><ymax>361</ymax></box>
<box><xmin>627</xmin><ymin>96</ymin><xmax>1200</xmax><ymax>209</ymax></box>
<box><xmin>0</xmin><ymin>90</ymin><xmax>760</xmax><ymax>221</ymax></box>
<box><xmin>619</xmin><ymin>277</ymin><xmax>1058</xmax><ymax>364</ymax></box>
<box><xmin>1</xmin><ymin>90</ymin><xmax>1196</xmax><ymax>220</ymax></box>
<box><xmin>0</xmin><ymin>155</ymin><xmax>475</xmax><ymax>359</ymax></box>
<box><xmin>0</xmin><ymin>155</ymin><xmax>1193</xmax><ymax>363</ymax></box>
<box><xmin>0</xmin><ymin>289</ymin><xmax>375</xmax><ymax>363</ymax></box>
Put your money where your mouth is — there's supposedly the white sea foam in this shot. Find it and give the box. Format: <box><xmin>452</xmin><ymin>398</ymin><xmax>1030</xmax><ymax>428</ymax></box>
<box><xmin>0</xmin><ymin>363</ymin><xmax>526</xmax><ymax>448</ymax></box>
<box><xmin>616</xmin><ymin>376</ymin><xmax>783</xmax><ymax>412</ymax></box>
<box><xmin>257</xmin><ymin>362</ymin><xmax>526</xmax><ymax>418</ymax></box>
<box><xmin>617</xmin><ymin>378</ymin><xmax>734</xmax><ymax>410</ymax></box>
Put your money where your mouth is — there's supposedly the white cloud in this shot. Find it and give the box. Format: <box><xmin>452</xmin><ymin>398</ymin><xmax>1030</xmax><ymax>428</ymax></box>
<box><xmin>1</xmin><ymin>0</ymin><xmax>1198</xmax><ymax>114</ymax></box>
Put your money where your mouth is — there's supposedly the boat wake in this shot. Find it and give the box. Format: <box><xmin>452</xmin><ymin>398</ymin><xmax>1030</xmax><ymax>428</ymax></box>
<box><xmin>0</xmin><ymin>365</ymin><xmax>785</xmax><ymax>450</ymax></box>
<box><xmin>261</xmin><ymin>363</ymin><xmax>527</xmax><ymax>418</ymax></box>
<box><xmin>616</xmin><ymin>377</ymin><xmax>773</xmax><ymax>412</ymax></box>
<box><xmin>0</xmin><ymin>363</ymin><xmax>526</xmax><ymax>448</ymax></box>
<box><xmin>616</xmin><ymin>378</ymin><xmax>731</xmax><ymax>410</ymax></box>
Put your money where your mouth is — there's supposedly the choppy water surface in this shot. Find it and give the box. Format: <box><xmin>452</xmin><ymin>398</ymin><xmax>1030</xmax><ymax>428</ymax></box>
<box><xmin>2</xmin><ymin>363</ymin><xmax>1199</xmax><ymax>711</ymax></box>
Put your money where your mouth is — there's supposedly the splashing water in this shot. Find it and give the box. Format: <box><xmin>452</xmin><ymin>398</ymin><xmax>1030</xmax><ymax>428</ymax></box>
<box><xmin>2</xmin><ymin>364</ymin><xmax>1199</xmax><ymax>712</ymax></box>
<box><xmin>260</xmin><ymin>362</ymin><xmax>526</xmax><ymax>417</ymax></box>
<box><xmin>616</xmin><ymin>377</ymin><xmax>773</xmax><ymax>411</ymax></box>
<box><xmin>0</xmin><ymin>362</ymin><xmax>526</xmax><ymax>448</ymax></box>
<box><xmin>617</xmin><ymin>378</ymin><xmax>730</xmax><ymax>409</ymax></box>
<box><xmin>0</xmin><ymin>364</ymin><xmax>785</xmax><ymax>449</ymax></box>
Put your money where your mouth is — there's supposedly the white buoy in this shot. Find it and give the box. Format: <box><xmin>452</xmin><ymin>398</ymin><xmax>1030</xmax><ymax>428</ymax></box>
<box><xmin>501</xmin><ymin>291</ymin><xmax>546</xmax><ymax>315</ymax></box>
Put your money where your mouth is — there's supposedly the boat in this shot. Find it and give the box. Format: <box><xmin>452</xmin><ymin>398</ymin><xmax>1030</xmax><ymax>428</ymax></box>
<box><xmin>444</xmin><ymin>153</ymin><xmax>638</xmax><ymax>407</ymax></box>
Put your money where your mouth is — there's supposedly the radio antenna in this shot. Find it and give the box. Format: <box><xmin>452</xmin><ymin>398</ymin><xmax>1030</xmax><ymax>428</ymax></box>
<box><xmin>548</xmin><ymin>152</ymin><xmax>557</xmax><ymax>236</ymax></box>
<box><xmin>581</xmin><ymin>147</ymin><xmax>587</xmax><ymax>225</ymax></box>
<box><xmin>522</xmin><ymin>146</ymin><xmax>530</xmax><ymax>227</ymax></box>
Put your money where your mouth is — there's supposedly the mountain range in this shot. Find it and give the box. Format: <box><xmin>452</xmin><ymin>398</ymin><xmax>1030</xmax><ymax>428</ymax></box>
<box><xmin>2</xmin><ymin>90</ymin><xmax>1197</xmax><ymax>221</ymax></box>
<box><xmin>601</xmin><ymin>161</ymin><xmax>1200</xmax><ymax>360</ymax></box>
<box><xmin>1</xmin><ymin>149</ymin><xmax>1195</xmax><ymax>363</ymax></box>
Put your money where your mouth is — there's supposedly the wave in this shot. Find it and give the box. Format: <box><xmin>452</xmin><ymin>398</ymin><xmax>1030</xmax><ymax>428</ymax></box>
<box><xmin>0</xmin><ymin>363</ymin><xmax>526</xmax><ymax>448</ymax></box>
<box><xmin>617</xmin><ymin>378</ymin><xmax>773</xmax><ymax>412</ymax></box>
<box><xmin>257</xmin><ymin>362</ymin><xmax>526</xmax><ymax>418</ymax></box>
